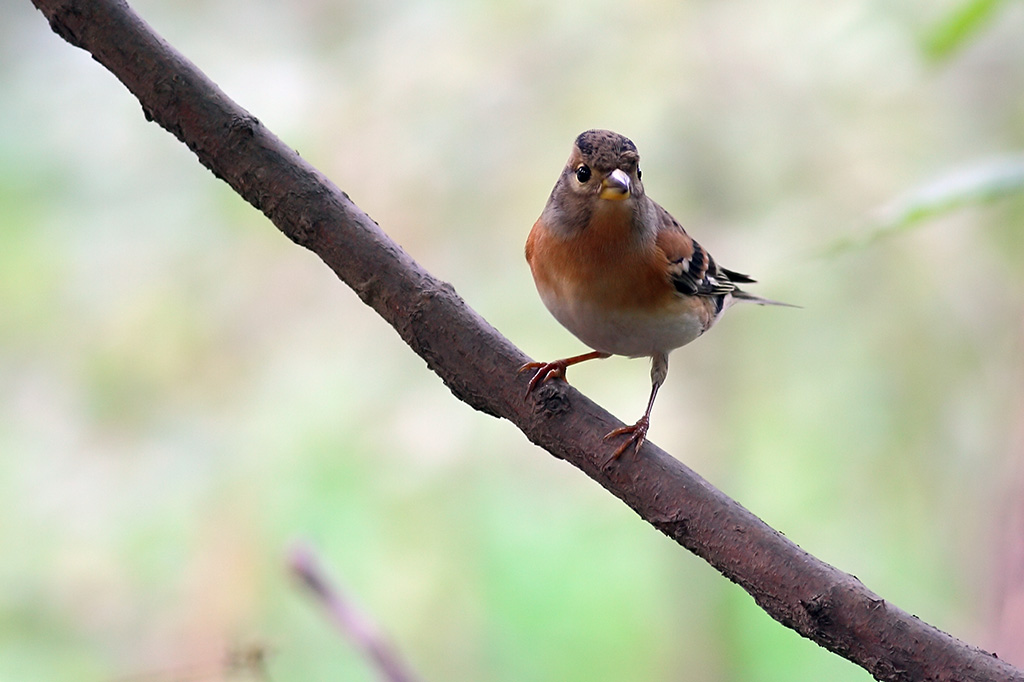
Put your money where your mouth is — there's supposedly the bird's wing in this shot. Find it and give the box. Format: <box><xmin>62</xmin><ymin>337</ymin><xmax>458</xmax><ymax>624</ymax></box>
<box><xmin>652</xmin><ymin>202</ymin><xmax>749</xmax><ymax>298</ymax></box>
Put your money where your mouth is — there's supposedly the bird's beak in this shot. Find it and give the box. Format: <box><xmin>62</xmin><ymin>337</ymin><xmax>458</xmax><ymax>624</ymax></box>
<box><xmin>599</xmin><ymin>169</ymin><xmax>631</xmax><ymax>201</ymax></box>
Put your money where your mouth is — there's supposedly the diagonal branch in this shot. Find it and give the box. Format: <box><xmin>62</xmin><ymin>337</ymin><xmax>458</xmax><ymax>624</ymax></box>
<box><xmin>28</xmin><ymin>1</ymin><xmax>1022</xmax><ymax>680</ymax></box>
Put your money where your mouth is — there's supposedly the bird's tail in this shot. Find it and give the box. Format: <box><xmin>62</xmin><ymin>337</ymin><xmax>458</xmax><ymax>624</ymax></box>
<box><xmin>721</xmin><ymin>267</ymin><xmax>800</xmax><ymax>308</ymax></box>
<box><xmin>731</xmin><ymin>287</ymin><xmax>800</xmax><ymax>308</ymax></box>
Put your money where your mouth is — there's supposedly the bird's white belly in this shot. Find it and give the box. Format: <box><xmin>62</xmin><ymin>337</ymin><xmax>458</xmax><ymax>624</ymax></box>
<box><xmin>539</xmin><ymin>292</ymin><xmax>707</xmax><ymax>358</ymax></box>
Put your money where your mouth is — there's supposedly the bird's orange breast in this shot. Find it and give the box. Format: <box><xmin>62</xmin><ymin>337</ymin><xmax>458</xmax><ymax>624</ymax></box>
<box><xmin>525</xmin><ymin>212</ymin><xmax>675</xmax><ymax>313</ymax></box>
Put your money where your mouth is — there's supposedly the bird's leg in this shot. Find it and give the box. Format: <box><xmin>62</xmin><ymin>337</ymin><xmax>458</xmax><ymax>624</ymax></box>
<box><xmin>605</xmin><ymin>352</ymin><xmax>668</xmax><ymax>460</ymax></box>
<box><xmin>520</xmin><ymin>350</ymin><xmax>610</xmax><ymax>395</ymax></box>
<box><xmin>604</xmin><ymin>384</ymin><xmax>660</xmax><ymax>460</ymax></box>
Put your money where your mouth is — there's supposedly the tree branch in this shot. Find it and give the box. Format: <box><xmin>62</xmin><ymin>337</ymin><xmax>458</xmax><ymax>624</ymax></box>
<box><xmin>28</xmin><ymin>1</ymin><xmax>1022</xmax><ymax>679</ymax></box>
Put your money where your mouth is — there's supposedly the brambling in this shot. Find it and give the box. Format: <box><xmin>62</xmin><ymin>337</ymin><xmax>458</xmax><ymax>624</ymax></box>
<box><xmin>522</xmin><ymin>129</ymin><xmax>793</xmax><ymax>460</ymax></box>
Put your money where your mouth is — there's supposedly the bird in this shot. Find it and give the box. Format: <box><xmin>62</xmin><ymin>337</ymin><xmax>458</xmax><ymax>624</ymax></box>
<box><xmin>522</xmin><ymin>129</ymin><xmax>793</xmax><ymax>460</ymax></box>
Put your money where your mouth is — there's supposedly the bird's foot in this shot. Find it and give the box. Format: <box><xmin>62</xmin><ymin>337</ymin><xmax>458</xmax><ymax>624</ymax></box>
<box><xmin>518</xmin><ymin>360</ymin><xmax>569</xmax><ymax>396</ymax></box>
<box><xmin>520</xmin><ymin>351</ymin><xmax>610</xmax><ymax>397</ymax></box>
<box><xmin>604</xmin><ymin>415</ymin><xmax>650</xmax><ymax>462</ymax></box>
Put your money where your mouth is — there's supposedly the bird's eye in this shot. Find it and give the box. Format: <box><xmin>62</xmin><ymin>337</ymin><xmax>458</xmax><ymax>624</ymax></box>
<box><xmin>575</xmin><ymin>165</ymin><xmax>592</xmax><ymax>183</ymax></box>
<box><xmin>637</xmin><ymin>167</ymin><xmax>642</xmax><ymax>180</ymax></box>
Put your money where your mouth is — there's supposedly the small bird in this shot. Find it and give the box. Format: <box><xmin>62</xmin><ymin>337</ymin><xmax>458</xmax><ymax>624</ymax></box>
<box><xmin>522</xmin><ymin>129</ymin><xmax>792</xmax><ymax>460</ymax></box>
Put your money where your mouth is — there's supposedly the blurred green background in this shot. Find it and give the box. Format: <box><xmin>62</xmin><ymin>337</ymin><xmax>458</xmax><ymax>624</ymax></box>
<box><xmin>3</xmin><ymin>0</ymin><xmax>1024</xmax><ymax>680</ymax></box>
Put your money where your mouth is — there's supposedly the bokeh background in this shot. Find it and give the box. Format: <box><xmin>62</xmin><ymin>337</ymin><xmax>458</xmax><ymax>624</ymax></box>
<box><xmin>3</xmin><ymin>0</ymin><xmax>1024</xmax><ymax>680</ymax></box>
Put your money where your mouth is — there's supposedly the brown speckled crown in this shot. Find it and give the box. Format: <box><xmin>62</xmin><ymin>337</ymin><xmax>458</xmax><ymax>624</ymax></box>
<box><xmin>574</xmin><ymin>130</ymin><xmax>639</xmax><ymax>171</ymax></box>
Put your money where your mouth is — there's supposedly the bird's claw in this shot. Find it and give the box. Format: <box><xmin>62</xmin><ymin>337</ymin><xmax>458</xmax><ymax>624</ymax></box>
<box><xmin>604</xmin><ymin>415</ymin><xmax>650</xmax><ymax>462</ymax></box>
<box><xmin>519</xmin><ymin>360</ymin><xmax>567</xmax><ymax>396</ymax></box>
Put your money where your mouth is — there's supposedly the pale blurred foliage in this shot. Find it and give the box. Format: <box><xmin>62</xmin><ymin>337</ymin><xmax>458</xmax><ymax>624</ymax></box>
<box><xmin>2</xmin><ymin>0</ymin><xmax>1024</xmax><ymax>680</ymax></box>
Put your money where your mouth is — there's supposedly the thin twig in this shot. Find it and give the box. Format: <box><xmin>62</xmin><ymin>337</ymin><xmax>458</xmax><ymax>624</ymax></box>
<box><xmin>289</xmin><ymin>544</ymin><xmax>424</xmax><ymax>682</ymax></box>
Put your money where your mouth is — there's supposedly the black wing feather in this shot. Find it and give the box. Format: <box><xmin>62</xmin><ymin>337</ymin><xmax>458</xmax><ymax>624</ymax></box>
<box><xmin>668</xmin><ymin>239</ymin><xmax>737</xmax><ymax>298</ymax></box>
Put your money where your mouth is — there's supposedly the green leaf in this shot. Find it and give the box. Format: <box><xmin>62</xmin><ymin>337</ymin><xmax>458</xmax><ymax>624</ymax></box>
<box><xmin>922</xmin><ymin>0</ymin><xmax>1006</xmax><ymax>61</ymax></box>
<box><xmin>823</xmin><ymin>156</ymin><xmax>1024</xmax><ymax>255</ymax></box>
<box><xmin>878</xmin><ymin>156</ymin><xmax>1024</xmax><ymax>226</ymax></box>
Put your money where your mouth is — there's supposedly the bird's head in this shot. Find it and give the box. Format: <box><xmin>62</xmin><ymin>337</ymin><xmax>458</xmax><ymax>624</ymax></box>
<box><xmin>542</xmin><ymin>129</ymin><xmax>646</xmax><ymax>235</ymax></box>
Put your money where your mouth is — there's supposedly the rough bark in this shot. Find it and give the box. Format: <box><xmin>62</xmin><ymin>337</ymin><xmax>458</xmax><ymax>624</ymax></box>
<box><xmin>28</xmin><ymin>1</ymin><xmax>1023</xmax><ymax>680</ymax></box>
